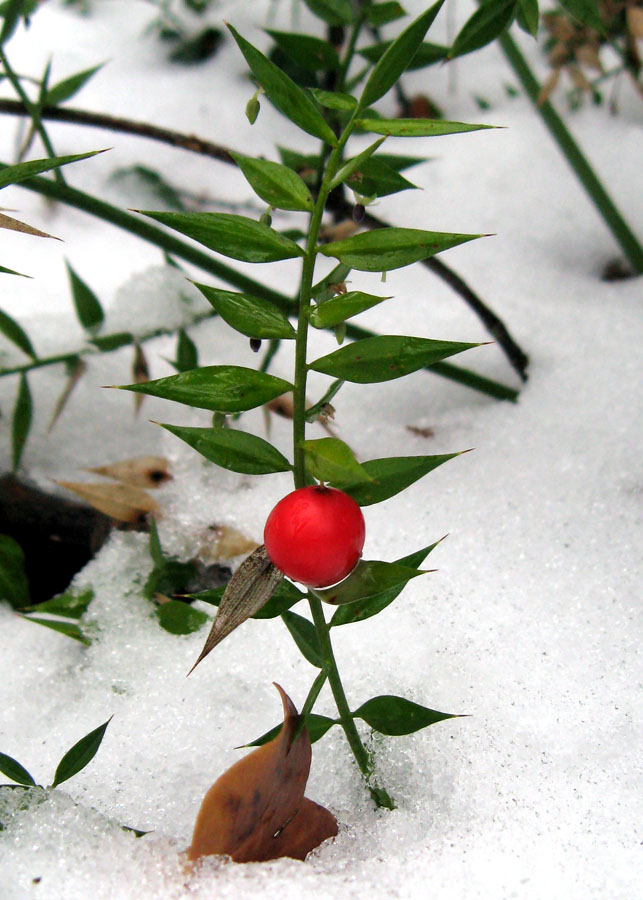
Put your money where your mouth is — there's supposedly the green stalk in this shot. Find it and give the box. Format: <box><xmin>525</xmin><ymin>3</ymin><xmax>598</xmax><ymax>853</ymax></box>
<box><xmin>0</xmin><ymin>47</ymin><xmax>65</xmax><ymax>185</ymax></box>
<box><xmin>290</xmin><ymin>99</ymin><xmax>394</xmax><ymax>805</ymax></box>
<box><xmin>498</xmin><ymin>30</ymin><xmax>643</xmax><ymax>274</ymax></box>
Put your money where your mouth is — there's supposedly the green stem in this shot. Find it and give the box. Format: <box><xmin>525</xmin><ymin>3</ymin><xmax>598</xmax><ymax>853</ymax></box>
<box><xmin>308</xmin><ymin>592</ymin><xmax>395</xmax><ymax>809</ymax></box>
<box><xmin>498</xmin><ymin>30</ymin><xmax>643</xmax><ymax>274</ymax></box>
<box><xmin>0</xmin><ymin>48</ymin><xmax>65</xmax><ymax>185</ymax></box>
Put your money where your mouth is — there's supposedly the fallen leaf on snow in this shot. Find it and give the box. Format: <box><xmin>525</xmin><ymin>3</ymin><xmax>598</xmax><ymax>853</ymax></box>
<box><xmin>87</xmin><ymin>455</ymin><xmax>172</xmax><ymax>488</ymax></box>
<box><xmin>56</xmin><ymin>480</ymin><xmax>160</xmax><ymax>524</ymax></box>
<box><xmin>188</xmin><ymin>683</ymin><xmax>337</xmax><ymax>863</ymax></box>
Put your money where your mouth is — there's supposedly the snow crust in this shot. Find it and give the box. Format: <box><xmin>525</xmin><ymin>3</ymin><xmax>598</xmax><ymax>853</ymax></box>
<box><xmin>0</xmin><ymin>2</ymin><xmax>641</xmax><ymax>898</ymax></box>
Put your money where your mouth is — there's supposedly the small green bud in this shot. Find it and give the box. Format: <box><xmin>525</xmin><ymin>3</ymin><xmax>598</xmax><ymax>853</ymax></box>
<box><xmin>259</xmin><ymin>207</ymin><xmax>273</xmax><ymax>227</ymax></box>
<box><xmin>334</xmin><ymin>323</ymin><xmax>346</xmax><ymax>345</ymax></box>
<box><xmin>245</xmin><ymin>94</ymin><xmax>260</xmax><ymax>125</ymax></box>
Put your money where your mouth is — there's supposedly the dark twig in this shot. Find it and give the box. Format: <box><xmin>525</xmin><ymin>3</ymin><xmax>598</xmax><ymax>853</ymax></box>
<box><xmin>0</xmin><ymin>99</ymin><xmax>234</xmax><ymax>164</ymax></box>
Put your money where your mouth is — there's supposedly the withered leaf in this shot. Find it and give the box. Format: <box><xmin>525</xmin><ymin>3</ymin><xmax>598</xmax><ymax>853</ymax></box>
<box><xmin>206</xmin><ymin>525</ymin><xmax>258</xmax><ymax>560</ymax></box>
<box><xmin>188</xmin><ymin>545</ymin><xmax>282</xmax><ymax>674</ymax></box>
<box><xmin>47</xmin><ymin>358</ymin><xmax>86</xmax><ymax>434</ymax></box>
<box><xmin>56</xmin><ymin>480</ymin><xmax>160</xmax><ymax>524</ymax></box>
<box><xmin>188</xmin><ymin>684</ymin><xmax>337</xmax><ymax>863</ymax></box>
<box><xmin>628</xmin><ymin>7</ymin><xmax>643</xmax><ymax>40</ymax></box>
<box><xmin>0</xmin><ymin>213</ymin><xmax>61</xmax><ymax>240</ymax></box>
<box><xmin>132</xmin><ymin>344</ymin><xmax>149</xmax><ymax>415</ymax></box>
<box><xmin>87</xmin><ymin>455</ymin><xmax>172</xmax><ymax>488</ymax></box>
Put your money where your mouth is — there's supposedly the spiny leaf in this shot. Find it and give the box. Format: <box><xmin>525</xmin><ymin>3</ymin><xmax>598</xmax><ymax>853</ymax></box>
<box><xmin>314</xmin><ymin>559</ymin><xmax>431</xmax><ymax>606</ymax></box>
<box><xmin>66</xmin><ymin>260</ymin><xmax>104</xmax><ymax>332</ymax></box>
<box><xmin>300</xmin><ymin>437</ymin><xmax>374</xmax><ymax>485</ymax></box>
<box><xmin>0</xmin><ymin>308</ymin><xmax>35</xmax><ymax>357</ymax></box>
<box><xmin>354</xmin><ymin>695</ymin><xmax>459</xmax><ymax>735</ymax></box>
<box><xmin>355</xmin><ymin>118</ymin><xmax>493</xmax><ymax>138</ymax></box>
<box><xmin>282</xmin><ymin>611</ymin><xmax>323</xmax><ymax>667</ymax></box>
<box><xmin>358</xmin><ymin>40</ymin><xmax>447</xmax><ymax>70</ymax></box>
<box><xmin>189</xmin><ymin>577</ymin><xmax>303</xmax><ymax>620</ymax></box>
<box><xmin>188</xmin><ymin>546</ymin><xmax>283</xmax><ymax>673</ymax></box>
<box><xmin>0</xmin><ymin>263</ymin><xmax>30</xmax><ymax>277</ymax></box>
<box><xmin>193</xmin><ymin>283</ymin><xmax>296</xmax><ymax>339</ymax></box>
<box><xmin>137</xmin><ymin>211</ymin><xmax>304</xmax><ymax>263</ymax></box>
<box><xmin>266</xmin><ymin>30</ymin><xmax>340</xmax><ymax>72</ymax></box>
<box><xmin>51</xmin><ymin>718</ymin><xmax>112</xmax><ymax>787</ymax></box>
<box><xmin>308</xmin><ymin>88</ymin><xmax>357</xmax><ymax>111</ymax></box>
<box><xmin>301</xmin><ymin>0</ymin><xmax>353</xmax><ymax>26</ymax></box>
<box><xmin>558</xmin><ymin>0</ymin><xmax>604</xmax><ymax>32</ymax></box>
<box><xmin>359</xmin><ymin>0</ymin><xmax>446</xmax><ymax>109</ymax></box>
<box><xmin>336</xmin><ymin>452</ymin><xmax>466</xmax><ymax>506</ymax></box>
<box><xmin>330</xmin><ymin>539</ymin><xmax>445</xmax><ymax>626</ymax></box>
<box><xmin>188</xmin><ymin>684</ymin><xmax>337</xmax><ymax>862</ymax></box>
<box><xmin>23</xmin><ymin>586</ymin><xmax>94</xmax><ymax>619</ymax></box>
<box><xmin>47</xmin><ymin>357</ymin><xmax>86</xmax><ymax>433</ymax></box>
<box><xmin>0</xmin><ymin>752</ymin><xmax>36</xmax><ymax>787</ymax></box>
<box><xmin>21</xmin><ymin>616</ymin><xmax>91</xmax><ymax>645</ymax></box>
<box><xmin>309</xmin><ymin>335</ymin><xmax>481</xmax><ymax>383</ymax></box>
<box><xmin>449</xmin><ymin>0</ymin><xmax>517</xmax><ymax>59</ymax></box>
<box><xmin>159</xmin><ymin>422</ymin><xmax>292</xmax><ymax>475</ymax></box>
<box><xmin>318</xmin><ymin>227</ymin><xmax>484</xmax><ymax>271</ymax></box>
<box><xmin>44</xmin><ymin>63</ymin><xmax>104</xmax><ymax>106</ymax></box>
<box><xmin>0</xmin><ymin>150</ymin><xmax>105</xmax><ymax>191</ymax></box>
<box><xmin>244</xmin><ymin>713</ymin><xmax>337</xmax><ymax>747</ymax></box>
<box><xmin>230</xmin><ymin>152</ymin><xmax>313</xmax><ymax>212</ymax></box>
<box><xmin>155</xmin><ymin>599</ymin><xmax>209</xmax><ymax>635</ymax></box>
<box><xmin>309</xmin><ymin>291</ymin><xmax>392</xmax><ymax>329</ymax></box>
<box><xmin>328</xmin><ymin>137</ymin><xmax>387</xmax><ymax>191</ymax></box>
<box><xmin>226</xmin><ymin>24</ymin><xmax>338</xmax><ymax>146</ymax></box>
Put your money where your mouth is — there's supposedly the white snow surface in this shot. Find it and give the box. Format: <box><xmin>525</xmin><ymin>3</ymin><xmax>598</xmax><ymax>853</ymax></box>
<box><xmin>0</xmin><ymin>2</ymin><xmax>641</xmax><ymax>899</ymax></box>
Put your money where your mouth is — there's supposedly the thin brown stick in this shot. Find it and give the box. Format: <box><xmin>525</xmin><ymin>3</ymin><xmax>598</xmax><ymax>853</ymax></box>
<box><xmin>0</xmin><ymin>98</ymin><xmax>234</xmax><ymax>164</ymax></box>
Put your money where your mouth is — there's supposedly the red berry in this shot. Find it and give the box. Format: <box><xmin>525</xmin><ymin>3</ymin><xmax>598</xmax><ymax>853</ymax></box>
<box><xmin>264</xmin><ymin>486</ymin><xmax>365</xmax><ymax>588</ymax></box>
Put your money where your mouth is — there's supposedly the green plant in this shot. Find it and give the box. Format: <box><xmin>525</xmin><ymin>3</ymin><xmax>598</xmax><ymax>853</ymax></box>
<box><xmin>114</xmin><ymin>1</ymin><xmax>486</xmax><ymax>810</ymax></box>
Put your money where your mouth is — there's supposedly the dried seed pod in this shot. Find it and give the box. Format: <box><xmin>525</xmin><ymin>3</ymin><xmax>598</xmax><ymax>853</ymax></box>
<box><xmin>249</xmin><ymin>338</ymin><xmax>262</xmax><ymax>352</ymax></box>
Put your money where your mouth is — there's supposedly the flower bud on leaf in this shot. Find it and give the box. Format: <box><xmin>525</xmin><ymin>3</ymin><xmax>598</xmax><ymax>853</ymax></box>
<box><xmin>245</xmin><ymin>93</ymin><xmax>260</xmax><ymax>124</ymax></box>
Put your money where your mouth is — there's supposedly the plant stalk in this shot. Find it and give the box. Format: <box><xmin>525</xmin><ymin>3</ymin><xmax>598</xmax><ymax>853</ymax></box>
<box><xmin>498</xmin><ymin>30</ymin><xmax>643</xmax><ymax>274</ymax></box>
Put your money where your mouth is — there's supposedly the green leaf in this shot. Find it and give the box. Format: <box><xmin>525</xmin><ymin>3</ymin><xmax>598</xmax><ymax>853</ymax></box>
<box><xmin>301</xmin><ymin>0</ymin><xmax>353</xmax><ymax>25</ymax></box>
<box><xmin>0</xmin><ymin>752</ymin><xmax>36</xmax><ymax>786</ymax></box>
<box><xmin>189</xmin><ymin>577</ymin><xmax>304</xmax><ymax>619</ymax></box>
<box><xmin>368</xmin><ymin>2</ymin><xmax>406</xmax><ymax>27</ymax></box>
<box><xmin>300</xmin><ymin>437</ymin><xmax>374</xmax><ymax>486</ymax></box>
<box><xmin>558</xmin><ymin>0</ymin><xmax>603</xmax><ymax>31</ymax></box>
<box><xmin>0</xmin><ymin>263</ymin><xmax>30</xmax><ymax>277</ymax></box>
<box><xmin>517</xmin><ymin>0</ymin><xmax>539</xmax><ymax>36</ymax></box>
<box><xmin>0</xmin><ymin>0</ymin><xmax>26</xmax><ymax>45</ymax></box>
<box><xmin>266</xmin><ymin>30</ymin><xmax>340</xmax><ymax>71</ymax></box>
<box><xmin>44</xmin><ymin>63</ymin><xmax>104</xmax><ymax>106</ymax></box>
<box><xmin>0</xmin><ymin>308</ymin><xmax>36</xmax><ymax>357</ymax></box>
<box><xmin>159</xmin><ymin>422</ymin><xmax>292</xmax><ymax>474</ymax></box>
<box><xmin>358</xmin><ymin>40</ymin><xmax>447</xmax><ymax>70</ymax></box>
<box><xmin>144</xmin><ymin>558</ymin><xmax>199</xmax><ymax>601</ymax></box>
<box><xmin>230</xmin><ymin>152</ymin><xmax>313</xmax><ymax>212</ymax></box>
<box><xmin>0</xmin><ymin>150</ymin><xmax>105</xmax><ymax>191</ymax></box>
<box><xmin>193</xmin><ymin>284</ymin><xmax>296</xmax><ymax>339</ymax></box>
<box><xmin>376</xmin><ymin>153</ymin><xmax>427</xmax><ymax>172</ymax></box>
<box><xmin>355</xmin><ymin>117</ymin><xmax>493</xmax><ymax>138</ymax></box>
<box><xmin>449</xmin><ymin>0</ymin><xmax>517</xmax><ymax>59</ymax></box>
<box><xmin>360</xmin><ymin>0</ymin><xmax>446</xmax><ymax>109</ymax></box>
<box><xmin>244</xmin><ymin>713</ymin><xmax>336</xmax><ymax>747</ymax></box>
<box><xmin>282</xmin><ymin>610</ymin><xmax>323</xmax><ymax>667</ymax></box>
<box><xmin>148</xmin><ymin>518</ymin><xmax>164</xmax><ymax>568</ymax></box>
<box><xmin>337</xmin><ymin>452</ymin><xmax>464</xmax><ymax>506</ymax></box>
<box><xmin>309</xmin><ymin>88</ymin><xmax>357</xmax><ymax>111</ymax></box>
<box><xmin>319</xmin><ymin>227</ymin><xmax>482</xmax><ymax>271</ymax></box>
<box><xmin>90</xmin><ymin>332</ymin><xmax>133</xmax><ymax>352</ymax></box>
<box><xmin>155</xmin><ymin>600</ymin><xmax>209</xmax><ymax>635</ymax></box>
<box><xmin>227</xmin><ymin>24</ymin><xmax>338</xmax><ymax>146</ymax></box>
<box><xmin>22</xmin><ymin>616</ymin><xmax>91</xmax><ymax>645</ymax></box>
<box><xmin>331</xmin><ymin>540</ymin><xmax>443</xmax><ymax>625</ymax></box>
<box><xmin>66</xmin><ymin>260</ymin><xmax>104</xmax><ymax>332</ymax></box>
<box><xmin>354</xmin><ymin>695</ymin><xmax>458</xmax><ymax>735</ymax></box>
<box><xmin>311</xmin><ymin>262</ymin><xmax>352</xmax><ymax>303</ymax></box>
<box><xmin>310</xmin><ymin>335</ymin><xmax>480</xmax><ymax>383</ymax></box>
<box><xmin>174</xmin><ymin>328</ymin><xmax>198</xmax><ymax>372</ymax></box>
<box><xmin>0</xmin><ymin>534</ymin><xmax>29</xmax><ymax>608</ymax></box>
<box><xmin>51</xmin><ymin>718</ymin><xmax>111</xmax><ymax>787</ymax></box>
<box><xmin>12</xmin><ymin>373</ymin><xmax>31</xmax><ymax>472</ymax></box>
<box><xmin>328</xmin><ymin>136</ymin><xmax>387</xmax><ymax>191</ymax></box>
<box><xmin>314</xmin><ymin>559</ymin><xmax>430</xmax><ymax>606</ymax></box>
<box><xmin>169</xmin><ymin>27</ymin><xmax>223</xmax><ymax>64</ymax></box>
<box><xmin>309</xmin><ymin>291</ymin><xmax>391</xmax><ymax>329</ymax></box>
<box><xmin>346</xmin><ymin>157</ymin><xmax>418</xmax><ymax>198</ymax></box>
<box><xmin>116</xmin><ymin>366</ymin><xmax>294</xmax><ymax>413</ymax></box>
<box><xmin>110</xmin><ymin>165</ymin><xmax>186</xmax><ymax>211</ymax></box>
<box><xmin>24</xmin><ymin>586</ymin><xmax>94</xmax><ymax>619</ymax></box>
<box><xmin>138</xmin><ymin>211</ymin><xmax>304</xmax><ymax>263</ymax></box>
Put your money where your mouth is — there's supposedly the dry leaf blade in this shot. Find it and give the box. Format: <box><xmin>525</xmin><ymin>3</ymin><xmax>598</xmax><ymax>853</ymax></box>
<box><xmin>56</xmin><ymin>480</ymin><xmax>160</xmax><ymax>523</ymax></box>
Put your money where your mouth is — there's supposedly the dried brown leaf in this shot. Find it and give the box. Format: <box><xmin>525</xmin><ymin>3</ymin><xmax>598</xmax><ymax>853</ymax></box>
<box><xmin>0</xmin><ymin>213</ymin><xmax>60</xmax><ymax>240</ymax></box>
<box><xmin>576</xmin><ymin>42</ymin><xmax>603</xmax><ymax>71</ymax></box>
<box><xmin>207</xmin><ymin>525</ymin><xmax>258</xmax><ymax>560</ymax></box>
<box><xmin>47</xmin><ymin>358</ymin><xmax>87</xmax><ymax>434</ymax></box>
<box><xmin>627</xmin><ymin>7</ymin><xmax>643</xmax><ymax>40</ymax></box>
<box><xmin>319</xmin><ymin>219</ymin><xmax>359</xmax><ymax>243</ymax></box>
<box><xmin>56</xmin><ymin>480</ymin><xmax>160</xmax><ymax>524</ymax></box>
<box><xmin>132</xmin><ymin>344</ymin><xmax>149</xmax><ymax>415</ymax></box>
<box><xmin>87</xmin><ymin>455</ymin><xmax>172</xmax><ymax>488</ymax></box>
<box><xmin>406</xmin><ymin>424</ymin><xmax>435</xmax><ymax>439</ymax></box>
<box><xmin>188</xmin><ymin>684</ymin><xmax>337</xmax><ymax>863</ymax></box>
<box><xmin>538</xmin><ymin>68</ymin><xmax>561</xmax><ymax>105</ymax></box>
<box><xmin>188</xmin><ymin>545</ymin><xmax>282</xmax><ymax>674</ymax></box>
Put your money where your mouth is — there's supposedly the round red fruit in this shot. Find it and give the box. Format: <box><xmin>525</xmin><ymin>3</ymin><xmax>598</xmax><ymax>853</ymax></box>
<box><xmin>264</xmin><ymin>486</ymin><xmax>365</xmax><ymax>588</ymax></box>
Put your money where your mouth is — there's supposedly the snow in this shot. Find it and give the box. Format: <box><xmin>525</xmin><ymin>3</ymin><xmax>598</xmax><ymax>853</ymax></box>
<box><xmin>1</xmin><ymin>1</ymin><xmax>642</xmax><ymax>899</ymax></box>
